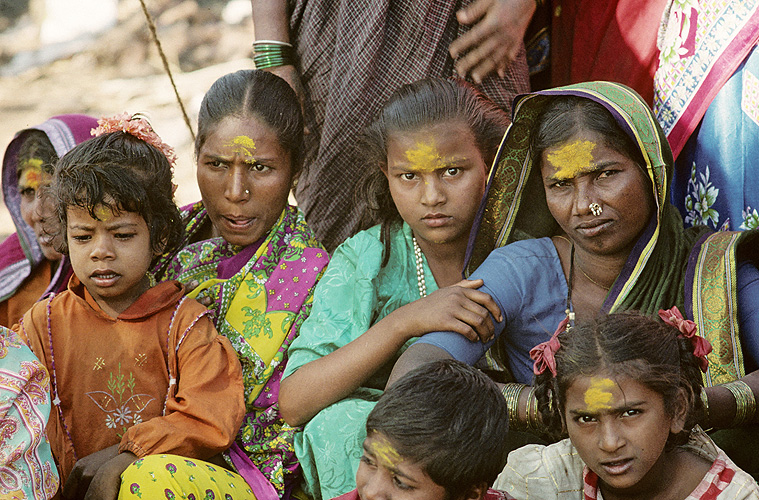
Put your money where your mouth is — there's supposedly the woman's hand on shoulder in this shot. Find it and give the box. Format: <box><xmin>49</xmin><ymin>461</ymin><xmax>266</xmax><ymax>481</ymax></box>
<box><xmin>397</xmin><ymin>279</ymin><xmax>502</xmax><ymax>342</ymax></box>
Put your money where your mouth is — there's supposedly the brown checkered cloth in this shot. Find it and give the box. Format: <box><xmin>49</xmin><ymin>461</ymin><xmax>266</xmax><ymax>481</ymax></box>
<box><xmin>288</xmin><ymin>0</ymin><xmax>530</xmax><ymax>251</ymax></box>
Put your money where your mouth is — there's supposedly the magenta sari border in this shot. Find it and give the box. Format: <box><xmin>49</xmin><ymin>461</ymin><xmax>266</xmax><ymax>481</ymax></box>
<box><xmin>668</xmin><ymin>12</ymin><xmax>759</xmax><ymax>158</ymax></box>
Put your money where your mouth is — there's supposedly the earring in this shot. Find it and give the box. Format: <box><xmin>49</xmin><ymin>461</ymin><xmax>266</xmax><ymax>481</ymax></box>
<box><xmin>589</xmin><ymin>203</ymin><xmax>602</xmax><ymax>216</ymax></box>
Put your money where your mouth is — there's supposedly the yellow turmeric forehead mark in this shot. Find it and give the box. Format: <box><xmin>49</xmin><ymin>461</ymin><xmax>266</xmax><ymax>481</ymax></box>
<box><xmin>225</xmin><ymin>135</ymin><xmax>256</xmax><ymax>157</ymax></box>
<box><xmin>94</xmin><ymin>205</ymin><xmax>113</xmax><ymax>221</ymax></box>
<box><xmin>19</xmin><ymin>163</ymin><xmax>43</xmax><ymax>191</ymax></box>
<box><xmin>547</xmin><ymin>140</ymin><xmax>597</xmax><ymax>180</ymax></box>
<box><xmin>369</xmin><ymin>436</ymin><xmax>402</xmax><ymax>469</ymax></box>
<box><xmin>584</xmin><ymin>377</ymin><xmax>616</xmax><ymax>412</ymax></box>
<box><xmin>405</xmin><ymin>141</ymin><xmax>444</xmax><ymax>172</ymax></box>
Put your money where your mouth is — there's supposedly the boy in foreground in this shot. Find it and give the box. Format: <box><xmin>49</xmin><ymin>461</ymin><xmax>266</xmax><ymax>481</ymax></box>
<box><xmin>335</xmin><ymin>359</ymin><xmax>513</xmax><ymax>500</ymax></box>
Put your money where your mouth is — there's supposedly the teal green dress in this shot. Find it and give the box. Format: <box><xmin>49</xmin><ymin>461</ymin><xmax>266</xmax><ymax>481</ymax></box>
<box><xmin>282</xmin><ymin>223</ymin><xmax>437</xmax><ymax>500</ymax></box>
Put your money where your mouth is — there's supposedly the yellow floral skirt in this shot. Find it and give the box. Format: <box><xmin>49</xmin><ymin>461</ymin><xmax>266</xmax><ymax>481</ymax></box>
<box><xmin>119</xmin><ymin>454</ymin><xmax>255</xmax><ymax>500</ymax></box>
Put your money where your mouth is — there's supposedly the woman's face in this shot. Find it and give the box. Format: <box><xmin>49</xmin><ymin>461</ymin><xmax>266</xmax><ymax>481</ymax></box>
<box><xmin>18</xmin><ymin>165</ymin><xmax>62</xmax><ymax>261</ymax></box>
<box><xmin>384</xmin><ymin>120</ymin><xmax>488</xmax><ymax>249</ymax></box>
<box><xmin>196</xmin><ymin>115</ymin><xmax>292</xmax><ymax>247</ymax></box>
<box><xmin>539</xmin><ymin>129</ymin><xmax>655</xmax><ymax>259</ymax></box>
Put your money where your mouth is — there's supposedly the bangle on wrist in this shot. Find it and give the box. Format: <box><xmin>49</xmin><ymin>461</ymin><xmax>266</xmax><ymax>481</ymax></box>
<box><xmin>252</xmin><ymin>41</ymin><xmax>295</xmax><ymax>69</ymax></box>
<box><xmin>501</xmin><ymin>383</ymin><xmax>526</xmax><ymax>431</ymax></box>
<box><xmin>700</xmin><ymin>387</ymin><xmax>711</xmax><ymax>427</ymax></box>
<box><xmin>722</xmin><ymin>381</ymin><xmax>756</xmax><ymax>427</ymax></box>
<box><xmin>526</xmin><ymin>386</ymin><xmax>539</xmax><ymax>431</ymax></box>
<box><xmin>253</xmin><ymin>39</ymin><xmax>293</xmax><ymax>47</ymax></box>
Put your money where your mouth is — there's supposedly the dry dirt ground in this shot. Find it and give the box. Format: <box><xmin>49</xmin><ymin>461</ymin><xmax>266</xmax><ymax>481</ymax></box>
<box><xmin>0</xmin><ymin>0</ymin><xmax>256</xmax><ymax>238</ymax></box>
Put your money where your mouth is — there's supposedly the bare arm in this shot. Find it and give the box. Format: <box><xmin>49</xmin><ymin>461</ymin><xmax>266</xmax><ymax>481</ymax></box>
<box><xmin>250</xmin><ymin>0</ymin><xmax>306</xmax><ymax>121</ymax></box>
<box><xmin>703</xmin><ymin>370</ymin><xmax>759</xmax><ymax>428</ymax></box>
<box><xmin>386</xmin><ymin>343</ymin><xmax>454</xmax><ymax>388</ymax></box>
<box><xmin>279</xmin><ymin>280</ymin><xmax>502</xmax><ymax>426</ymax></box>
<box><xmin>251</xmin><ymin>0</ymin><xmax>290</xmax><ymax>42</ymax></box>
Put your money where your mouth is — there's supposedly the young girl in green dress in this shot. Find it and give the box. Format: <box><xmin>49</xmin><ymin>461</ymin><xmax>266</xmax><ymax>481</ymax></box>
<box><xmin>278</xmin><ymin>77</ymin><xmax>510</xmax><ymax>500</ymax></box>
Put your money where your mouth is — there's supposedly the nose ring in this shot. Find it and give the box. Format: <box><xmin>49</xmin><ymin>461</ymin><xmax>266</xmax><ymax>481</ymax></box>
<box><xmin>245</xmin><ymin>189</ymin><xmax>250</xmax><ymax>195</ymax></box>
<box><xmin>589</xmin><ymin>203</ymin><xmax>603</xmax><ymax>216</ymax></box>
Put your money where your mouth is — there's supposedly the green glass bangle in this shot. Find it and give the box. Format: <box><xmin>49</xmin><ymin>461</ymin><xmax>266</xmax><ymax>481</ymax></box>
<box><xmin>252</xmin><ymin>43</ymin><xmax>295</xmax><ymax>69</ymax></box>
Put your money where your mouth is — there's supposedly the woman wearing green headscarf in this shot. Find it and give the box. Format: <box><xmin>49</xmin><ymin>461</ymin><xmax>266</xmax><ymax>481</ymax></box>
<box><xmin>390</xmin><ymin>81</ymin><xmax>759</xmax><ymax>470</ymax></box>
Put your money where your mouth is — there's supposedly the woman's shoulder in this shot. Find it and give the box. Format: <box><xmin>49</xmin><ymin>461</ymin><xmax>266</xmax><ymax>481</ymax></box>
<box><xmin>491</xmin><ymin>237</ymin><xmax>557</xmax><ymax>259</ymax></box>
<box><xmin>472</xmin><ymin>237</ymin><xmax>559</xmax><ymax>280</ymax></box>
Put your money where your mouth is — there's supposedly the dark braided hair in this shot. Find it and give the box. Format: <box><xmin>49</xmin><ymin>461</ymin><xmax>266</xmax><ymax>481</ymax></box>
<box><xmin>534</xmin><ymin>311</ymin><xmax>705</xmax><ymax>449</ymax></box>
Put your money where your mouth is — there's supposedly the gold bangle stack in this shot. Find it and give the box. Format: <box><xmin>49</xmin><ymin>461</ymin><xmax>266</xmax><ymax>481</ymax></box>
<box><xmin>525</xmin><ymin>386</ymin><xmax>539</xmax><ymax>430</ymax></box>
<box><xmin>700</xmin><ymin>388</ymin><xmax>710</xmax><ymax>426</ymax></box>
<box><xmin>722</xmin><ymin>381</ymin><xmax>757</xmax><ymax>427</ymax></box>
<box><xmin>501</xmin><ymin>383</ymin><xmax>526</xmax><ymax>430</ymax></box>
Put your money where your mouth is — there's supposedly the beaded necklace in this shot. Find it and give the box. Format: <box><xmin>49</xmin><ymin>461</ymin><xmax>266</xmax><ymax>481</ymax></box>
<box><xmin>412</xmin><ymin>237</ymin><xmax>428</xmax><ymax>298</ymax></box>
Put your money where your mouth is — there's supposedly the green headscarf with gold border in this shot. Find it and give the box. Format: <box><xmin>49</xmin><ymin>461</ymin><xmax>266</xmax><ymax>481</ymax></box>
<box><xmin>466</xmin><ymin>81</ymin><xmax>758</xmax><ymax>384</ymax></box>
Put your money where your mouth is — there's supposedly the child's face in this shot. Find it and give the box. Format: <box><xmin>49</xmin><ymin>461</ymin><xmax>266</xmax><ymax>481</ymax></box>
<box><xmin>67</xmin><ymin>205</ymin><xmax>154</xmax><ymax>317</ymax></box>
<box><xmin>357</xmin><ymin>432</ymin><xmax>447</xmax><ymax>500</ymax></box>
<box><xmin>564</xmin><ymin>374</ymin><xmax>685</xmax><ymax>496</ymax></box>
<box><xmin>384</xmin><ymin>120</ymin><xmax>488</xmax><ymax>250</ymax></box>
<box><xmin>196</xmin><ymin>115</ymin><xmax>292</xmax><ymax>247</ymax></box>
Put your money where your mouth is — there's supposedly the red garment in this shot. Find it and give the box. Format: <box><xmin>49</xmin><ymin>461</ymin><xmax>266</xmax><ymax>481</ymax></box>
<box><xmin>550</xmin><ymin>0</ymin><xmax>667</xmax><ymax>106</ymax></box>
<box><xmin>17</xmin><ymin>277</ymin><xmax>245</xmax><ymax>483</ymax></box>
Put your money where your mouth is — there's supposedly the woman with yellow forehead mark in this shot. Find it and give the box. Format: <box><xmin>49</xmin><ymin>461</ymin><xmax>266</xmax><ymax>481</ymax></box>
<box><xmin>277</xmin><ymin>78</ymin><xmax>509</xmax><ymax>500</ymax></box>
<box><xmin>128</xmin><ymin>70</ymin><xmax>330</xmax><ymax>500</ymax></box>
<box><xmin>0</xmin><ymin>114</ymin><xmax>98</xmax><ymax>327</ymax></box>
<box><xmin>391</xmin><ymin>82</ymin><xmax>759</xmax><ymax>476</ymax></box>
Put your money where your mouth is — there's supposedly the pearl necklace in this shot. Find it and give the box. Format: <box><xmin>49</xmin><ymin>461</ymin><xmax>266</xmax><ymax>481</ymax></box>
<box><xmin>412</xmin><ymin>237</ymin><xmax>428</xmax><ymax>298</ymax></box>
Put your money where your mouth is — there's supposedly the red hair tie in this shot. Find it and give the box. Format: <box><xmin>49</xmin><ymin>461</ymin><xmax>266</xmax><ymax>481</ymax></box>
<box><xmin>658</xmin><ymin>306</ymin><xmax>712</xmax><ymax>372</ymax></box>
<box><xmin>530</xmin><ymin>316</ymin><xmax>569</xmax><ymax>377</ymax></box>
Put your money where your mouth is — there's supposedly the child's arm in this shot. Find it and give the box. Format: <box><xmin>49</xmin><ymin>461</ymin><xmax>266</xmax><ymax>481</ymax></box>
<box><xmin>119</xmin><ymin>308</ymin><xmax>245</xmax><ymax>459</ymax></box>
<box><xmin>279</xmin><ymin>235</ymin><xmax>501</xmax><ymax>426</ymax></box>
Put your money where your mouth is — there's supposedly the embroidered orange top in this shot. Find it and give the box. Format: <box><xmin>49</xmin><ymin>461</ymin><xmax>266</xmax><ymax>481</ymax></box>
<box><xmin>16</xmin><ymin>277</ymin><xmax>245</xmax><ymax>483</ymax></box>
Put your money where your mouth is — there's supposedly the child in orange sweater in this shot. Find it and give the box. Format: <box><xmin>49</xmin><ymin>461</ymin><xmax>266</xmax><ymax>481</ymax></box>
<box><xmin>17</xmin><ymin>115</ymin><xmax>245</xmax><ymax>499</ymax></box>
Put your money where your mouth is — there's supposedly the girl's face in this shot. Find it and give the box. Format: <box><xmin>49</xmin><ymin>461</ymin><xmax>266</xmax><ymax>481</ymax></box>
<box><xmin>540</xmin><ymin>129</ymin><xmax>654</xmax><ymax>259</ymax></box>
<box><xmin>384</xmin><ymin>120</ymin><xmax>488</xmax><ymax>249</ymax></box>
<box><xmin>66</xmin><ymin>205</ymin><xmax>155</xmax><ymax>318</ymax></box>
<box><xmin>196</xmin><ymin>115</ymin><xmax>292</xmax><ymax>247</ymax></box>
<box><xmin>18</xmin><ymin>164</ymin><xmax>62</xmax><ymax>261</ymax></box>
<box><xmin>564</xmin><ymin>374</ymin><xmax>685</xmax><ymax>496</ymax></box>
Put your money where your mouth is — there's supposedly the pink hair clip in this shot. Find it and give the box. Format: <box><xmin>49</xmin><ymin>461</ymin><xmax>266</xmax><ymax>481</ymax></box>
<box><xmin>658</xmin><ymin>306</ymin><xmax>712</xmax><ymax>372</ymax></box>
<box><xmin>91</xmin><ymin>112</ymin><xmax>178</xmax><ymax>170</ymax></box>
<box><xmin>530</xmin><ymin>316</ymin><xmax>569</xmax><ymax>377</ymax></box>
